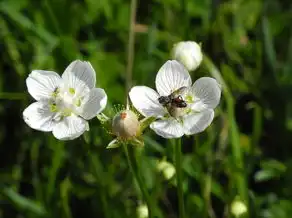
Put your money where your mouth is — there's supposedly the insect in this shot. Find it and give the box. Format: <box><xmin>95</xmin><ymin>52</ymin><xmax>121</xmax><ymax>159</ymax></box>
<box><xmin>158</xmin><ymin>86</ymin><xmax>188</xmax><ymax>108</ymax></box>
<box><xmin>171</xmin><ymin>95</ymin><xmax>187</xmax><ymax>108</ymax></box>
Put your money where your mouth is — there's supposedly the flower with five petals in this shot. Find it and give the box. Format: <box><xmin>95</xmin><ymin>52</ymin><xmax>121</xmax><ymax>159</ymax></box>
<box><xmin>129</xmin><ymin>60</ymin><xmax>221</xmax><ymax>138</ymax></box>
<box><xmin>23</xmin><ymin>60</ymin><xmax>107</xmax><ymax>140</ymax></box>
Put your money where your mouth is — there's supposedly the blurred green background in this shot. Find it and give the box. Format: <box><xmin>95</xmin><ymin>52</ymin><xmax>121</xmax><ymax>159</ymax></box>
<box><xmin>1</xmin><ymin>0</ymin><xmax>292</xmax><ymax>217</ymax></box>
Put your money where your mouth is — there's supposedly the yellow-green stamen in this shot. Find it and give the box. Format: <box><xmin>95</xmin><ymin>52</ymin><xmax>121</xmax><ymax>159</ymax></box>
<box><xmin>50</xmin><ymin>103</ymin><xmax>58</xmax><ymax>112</ymax></box>
<box><xmin>69</xmin><ymin>87</ymin><xmax>75</xmax><ymax>95</ymax></box>
<box><xmin>52</xmin><ymin>88</ymin><xmax>60</xmax><ymax>97</ymax></box>
<box><xmin>185</xmin><ymin>95</ymin><xmax>194</xmax><ymax>103</ymax></box>
<box><xmin>75</xmin><ymin>98</ymin><xmax>81</xmax><ymax>107</ymax></box>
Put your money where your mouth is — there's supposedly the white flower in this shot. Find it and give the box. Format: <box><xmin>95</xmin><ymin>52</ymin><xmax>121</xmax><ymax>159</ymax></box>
<box><xmin>172</xmin><ymin>41</ymin><xmax>203</xmax><ymax>71</ymax></box>
<box><xmin>129</xmin><ymin>60</ymin><xmax>221</xmax><ymax>138</ymax></box>
<box><xmin>23</xmin><ymin>60</ymin><xmax>107</xmax><ymax>140</ymax></box>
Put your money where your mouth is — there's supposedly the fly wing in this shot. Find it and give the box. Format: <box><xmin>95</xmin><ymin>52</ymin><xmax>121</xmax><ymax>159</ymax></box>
<box><xmin>171</xmin><ymin>86</ymin><xmax>188</xmax><ymax>97</ymax></box>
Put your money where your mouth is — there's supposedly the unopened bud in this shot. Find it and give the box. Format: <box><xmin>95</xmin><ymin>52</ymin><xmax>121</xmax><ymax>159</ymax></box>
<box><xmin>157</xmin><ymin>160</ymin><xmax>176</xmax><ymax>180</ymax></box>
<box><xmin>137</xmin><ymin>204</ymin><xmax>148</xmax><ymax>218</ymax></box>
<box><xmin>112</xmin><ymin>110</ymin><xmax>140</xmax><ymax>139</ymax></box>
<box><xmin>172</xmin><ymin>41</ymin><xmax>203</xmax><ymax>71</ymax></box>
<box><xmin>231</xmin><ymin>199</ymin><xmax>247</xmax><ymax>217</ymax></box>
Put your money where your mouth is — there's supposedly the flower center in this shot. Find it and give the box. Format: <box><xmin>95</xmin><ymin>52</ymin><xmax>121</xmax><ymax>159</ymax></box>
<box><xmin>159</xmin><ymin>93</ymin><xmax>194</xmax><ymax>118</ymax></box>
<box><xmin>166</xmin><ymin>103</ymin><xmax>188</xmax><ymax>118</ymax></box>
<box><xmin>49</xmin><ymin>87</ymin><xmax>83</xmax><ymax>119</ymax></box>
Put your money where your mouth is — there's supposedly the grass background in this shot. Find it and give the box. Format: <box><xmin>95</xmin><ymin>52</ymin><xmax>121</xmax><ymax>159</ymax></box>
<box><xmin>1</xmin><ymin>0</ymin><xmax>292</xmax><ymax>217</ymax></box>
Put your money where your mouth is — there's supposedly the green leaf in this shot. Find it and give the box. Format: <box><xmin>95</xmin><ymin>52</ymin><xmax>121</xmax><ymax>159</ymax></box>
<box><xmin>254</xmin><ymin>170</ymin><xmax>277</xmax><ymax>182</ymax></box>
<box><xmin>60</xmin><ymin>178</ymin><xmax>72</xmax><ymax>218</ymax></box>
<box><xmin>255</xmin><ymin>159</ymin><xmax>286</xmax><ymax>182</ymax></box>
<box><xmin>130</xmin><ymin>137</ymin><xmax>144</xmax><ymax>147</ymax></box>
<box><xmin>1</xmin><ymin>187</ymin><xmax>46</xmax><ymax>216</ymax></box>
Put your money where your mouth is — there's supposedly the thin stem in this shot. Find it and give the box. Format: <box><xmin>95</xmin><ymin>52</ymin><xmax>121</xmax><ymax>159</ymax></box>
<box><xmin>204</xmin><ymin>161</ymin><xmax>216</xmax><ymax>218</ymax></box>
<box><xmin>90</xmin><ymin>155</ymin><xmax>111</xmax><ymax>218</ymax></box>
<box><xmin>125</xmin><ymin>0</ymin><xmax>137</xmax><ymax>99</ymax></box>
<box><xmin>44</xmin><ymin>0</ymin><xmax>62</xmax><ymax>34</ymax></box>
<box><xmin>175</xmin><ymin>138</ymin><xmax>185</xmax><ymax>218</ymax></box>
<box><xmin>203</xmin><ymin>55</ymin><xmax>249</xmax><ymax>215</ymax></box>
<box><xmin>83</xmin><ymin>141</ymin><xmax>110</xmax><ymax>218</ymax></box>
<box><xmin>122</xmin><ymin>144</ymin><xmax>154</xmax><ymax>218</ymax></box>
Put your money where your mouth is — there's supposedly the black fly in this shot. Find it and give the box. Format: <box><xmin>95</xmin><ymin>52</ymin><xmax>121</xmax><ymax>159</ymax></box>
<box><xmin>171</xmin><ymin>95</ymin><xmax>187</xmax><ymax>108</ymax></box>
<box><xmin>158</xmin><ymin>87</ymin><xmax>188</xmax><ymax>108</ymax></box>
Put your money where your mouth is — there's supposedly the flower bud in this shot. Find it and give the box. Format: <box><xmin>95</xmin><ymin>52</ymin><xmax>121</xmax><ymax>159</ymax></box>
<box><xmin>137</xmin><ymin>204</ymin><xmax>148</xmax><ymax>218</ymax></box>
<box><xmin>112</xmin><ymin>110</ymin><xmax>140</xmax><ymax>139</ymax></box>
<box><xmin>231</xmin><ymin>199</ymin><xmax>247</xmax><ymax>217</ymax></box>
<box><xmin>157</xmin><ymin>160</ymin><xmax>176</xmax><ymax>180</ymax></box>
<box><xmin>172</xmin><ymin>41</ymin><xmax>203</xmax><ymax>71</ymax></box>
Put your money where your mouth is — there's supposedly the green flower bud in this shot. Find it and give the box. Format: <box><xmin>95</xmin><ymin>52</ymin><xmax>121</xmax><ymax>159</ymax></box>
<box><xmin>157</xmin><ymin>160</ymin><xmax>176</xmax><ymax>180</ymax></box>
<box><xmin>137</xmin><ymin>204</ymin><xmax>148</xmax><ymax>218</ymax></box>
<box><xmin>231</xmin><ymin>199</ymin><xmax>247</xmax><ymax>217</ymax></box>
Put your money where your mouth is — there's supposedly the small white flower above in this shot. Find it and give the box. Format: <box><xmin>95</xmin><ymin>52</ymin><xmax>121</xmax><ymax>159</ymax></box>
<box><xmin>172</xmin><ymin>41</ymin><xmax>203</xmax><ymax>71</ymax></box>
<box><xmin>129</xmin><ymin>60</ymin><xmax>221</xmax><ymax>139</ymax></box>
<box><xmin>23</xmin><ymin>60</ymin><xmax>107</xmax><ymax>140</ymax></box>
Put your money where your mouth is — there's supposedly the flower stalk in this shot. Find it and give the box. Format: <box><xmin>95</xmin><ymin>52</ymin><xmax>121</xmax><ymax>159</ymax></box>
<box><xmin>123</xmin><ymin>0</ymin><xmax>155</xmax><ymax>215</ymax></box>
<box><xmin>203</xmin><ymin>55</ymin><xmax>249</xmax><ymax>215</ymax></box>
<box><xmin>122</xmin><ymin>143</ymin><xmax>154</xmax><ymax>218</ymax></box>
<box><xmin>125</xmin><ymin>0</ymin><xmax>137</xmax><ymax>97</ymax></box>
<box><xmin>174</xmin><ymin>138</ymin><xmax>185</xmax><ymax>218</ymax></box>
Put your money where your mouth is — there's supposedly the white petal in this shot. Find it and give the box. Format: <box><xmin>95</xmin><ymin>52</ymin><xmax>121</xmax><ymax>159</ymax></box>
<box><xmin>79</xmin><ymin>88</ymin><xmax>107</xmax><ymax>120</ymax></box>
<box><xmin>191</xmin><ymin>77</ymin><xmax>221</xmax><ymax>111</ymax></box>
<box><xmin>52</xmin><ymin>115</ymin><xmax>88</xmax><ymax>140</ymax></box>
<box><xmin>26</xmin><ymin>70</ymin><xmax>61</xmax><ymax>101</ymax></box>
<box><xmin>129</xmin><ymin>86</ymin><xmax>166</xmax><ymax>117</ymax></box>
<box><xmin>155</xmin><ymin>60</ymin><xmax>192</xmax><ymax>96</ymax></box>
<box><xmin>62</xmin><ymin>60</ymin><xmax>96</xmax><ymax>94</ymax></box>
<box><xmin>150</xmin><ymin>119</ymin><xmax>184</xmax><ymax>138</ymax></box>
<box><xmin>23</xmin><ymin>102</ymin><xmax>56</xmax><ymax>132</ymax></box>
<box><xmin>182</xmin><ymin>109</ymin><xmax>214</xmax><ymax>135</ymax></box>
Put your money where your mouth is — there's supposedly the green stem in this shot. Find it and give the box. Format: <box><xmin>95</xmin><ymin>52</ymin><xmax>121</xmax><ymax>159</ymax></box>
<box><xmin>125</xmin><ymin>0</ymin><xmax>137</xmax><ymax>98</ymax></box>
<box><xmin>84</xmin><ymin>141</ymin><xmax>110</xmax><ymax>218</ymax></box>
<box><xmin>203</xmin><ymin>55</ymin><xmax>249</xmax><ymax>215</ymax></box>
<box><xmin>175</xmin><ymin>138</ymin><xmax>185</xmax><ymax>218</ymax></box>
<box><xmin>89</xmin><ymin>154</ymin><xmax>110</xmax><ymax>218</ymax></box>
<box><xmin>122</xmin><ymin>144</ymin><xmax>154</xmax><ymax>218</ymax></box>
<box><xmin>44</xmin><ymin>0</ymin><xmax>62</xmax><ymax>34</ymax></box>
